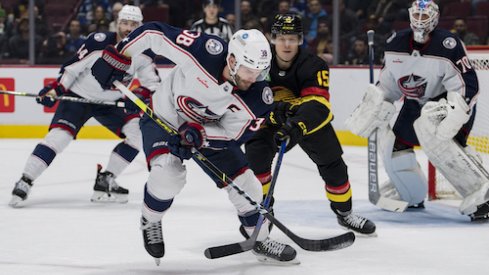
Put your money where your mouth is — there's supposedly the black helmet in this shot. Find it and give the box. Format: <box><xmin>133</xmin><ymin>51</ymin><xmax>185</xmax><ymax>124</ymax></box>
<box><xmin>271</xmin><ymin>13</ymin><xmax>303</xmax><ymax>43</ymax></box>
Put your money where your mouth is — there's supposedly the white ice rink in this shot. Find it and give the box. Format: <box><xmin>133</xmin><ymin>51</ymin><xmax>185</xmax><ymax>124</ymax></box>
<box><xmin>1</xmin><ymin>139</ymin><xmax>488</xmax><ymax>275</ymax></box>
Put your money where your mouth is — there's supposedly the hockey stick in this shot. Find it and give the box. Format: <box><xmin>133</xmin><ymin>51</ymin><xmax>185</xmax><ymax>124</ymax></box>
<box><xmin>0</xmin><ymin>90</ymin><xmax>125</xmax><ymax>107</ymax></box>
<box><xmin>366</xmin><ymin>30</ymin><xmax>408</xmax><ymax>212</ymax></box>
<box><xmin>204</xmin><ymin>141</ymin><xmax>286</xmax><ymax>259</ymax></box>
<box><xmin>113</xmin><ymin>80</ymin><xmax>355</xmax><ymax>252</ymax></box>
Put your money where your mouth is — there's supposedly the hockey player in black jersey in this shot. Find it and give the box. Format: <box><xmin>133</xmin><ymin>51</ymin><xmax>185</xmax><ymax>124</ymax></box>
<box><xmin>347</xmin><ymin>0</ymin><xmax>489</xmax><ymax>221</ymax></box>
<box><xmin>244</xmin><ymin>13</ymin><xmax>376</xmax><ymax>235</ymax></box>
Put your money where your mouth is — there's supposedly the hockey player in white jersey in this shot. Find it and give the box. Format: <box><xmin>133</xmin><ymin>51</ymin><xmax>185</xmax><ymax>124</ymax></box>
<box><xmin>9</xmin><ymin>5</ymin><xmax>160</xmax><ymax>207</ymax></box>
<box><xmin>347</xmin><ymin>0</ymin><xmax>489</xmax><ymax>221</ymax></box>
<box><xmin>90</xmin><ymin>24</ymin><xmax>298</xmax><ymax>264</ymax></box>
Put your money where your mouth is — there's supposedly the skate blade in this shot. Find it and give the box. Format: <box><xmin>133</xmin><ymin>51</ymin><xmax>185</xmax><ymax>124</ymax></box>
<box><xmin>8</xmin><ymin>195</ymin><xmax>25</xmax><ymax>208</ymax></box>
<box><xmin>90</xmin><ymin>191</ymin><xmax>128</xmax><ymax>203</ymax></box>
<box><xmin>154</xmin><ymin>258</ymin><xmax>161</xmax><ymax>266</ymax></box>
<box><xmin>340</xmin><ymin>226</ymin><xmax>378</xmax><ymax>238</ymax></box>
<box><xmin>253</xmin><ymin>254</ymin><xmax>301</xmax><ymax>266</ymax></box>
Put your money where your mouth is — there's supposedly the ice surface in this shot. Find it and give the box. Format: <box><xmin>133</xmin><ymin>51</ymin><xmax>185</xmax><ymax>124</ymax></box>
<box><xmin>1</xmin><ymin>139</ymin><xmax>487</xmax><ymax>275</ymax></box>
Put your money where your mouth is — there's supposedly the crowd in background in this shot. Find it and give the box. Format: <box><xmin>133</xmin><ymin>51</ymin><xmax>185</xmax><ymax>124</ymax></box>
<box><xmin>0</xmin><ymin>0</ymin><xmax>488</xmax><ymax>65</ymax></box>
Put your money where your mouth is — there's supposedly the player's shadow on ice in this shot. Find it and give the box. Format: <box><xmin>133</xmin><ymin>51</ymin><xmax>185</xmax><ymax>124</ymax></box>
<box><xmin>275</xmin><ymin>200</ymin><xmax>486</xmax><ymax>228</ymax></box>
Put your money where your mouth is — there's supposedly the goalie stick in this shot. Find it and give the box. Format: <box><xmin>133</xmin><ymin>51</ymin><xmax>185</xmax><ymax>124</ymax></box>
<box><xmin>113</xmin><ymin>80</ymin><xmax>356</xmax><ymax>253</ymax></box>
<box><xmin>0</xmin><ymin>90</ymin><xmax>125</xmax><ymax>107</ymax></box>
<box><xmin>366</xmin><ymin>30</ymin><xmax>408</xmax><ymax>212</ymax></box>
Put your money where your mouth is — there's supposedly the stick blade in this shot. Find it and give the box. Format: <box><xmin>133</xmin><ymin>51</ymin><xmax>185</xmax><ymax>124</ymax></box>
<box><xmin>295</xmin><ymin>231</ymin><xmax>356</xmax><ymax>252</ymax></box>
<box><xmin>204</xmin><ymin>240</ymin><xmax>254</xmax><ymax>259</ymax></box>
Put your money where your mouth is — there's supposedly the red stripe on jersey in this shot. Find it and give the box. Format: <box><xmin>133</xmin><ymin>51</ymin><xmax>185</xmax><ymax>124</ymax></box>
<box><xmin>325</xmin><ymin>181</ymin><xmax>351</xmax><ymax>194</ymax></box>
<box><xmin>121</xmin><ymin>30</ymin><xmax>218</xmax><ymax>84</ymax></box>
<box><xmin>49</xmin><ymin>124</ymin><xmax>76</xmax><ymax>137</ymax></box>
<box><xmin>255</xmin><ymin>171</ymin><xmax>272</xmax><ymax>184</ymax></box>
<box><xmin>231</xmin><ymin>166</ymin><xmax>250</xmax><ymax>180</ymax></box>
<box><xmin>146</xmin><ymin>148</ymin><xmax>170</xmax><ymax>165</ymax></box>
<box><xmin>300</xmin><ymin>87</ymin><xmax>330</xmax><ymax>101</ymax></box>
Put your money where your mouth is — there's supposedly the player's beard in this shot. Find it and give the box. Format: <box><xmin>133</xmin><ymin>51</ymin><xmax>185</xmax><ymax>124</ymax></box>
<box><xmin>233</xmin><ymin>74</ymin><xmax>253</xmax><ymax>90</ymax></box>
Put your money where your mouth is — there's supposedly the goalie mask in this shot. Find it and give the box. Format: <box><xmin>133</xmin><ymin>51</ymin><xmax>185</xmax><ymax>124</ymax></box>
<box><xmin>227</xmin><ymin>29</ymin><xmax>272</xmax><ymax>82</ymax></box>
<box><xmin>409</xmin><ymin>0</ymin><xmax>439</xmax><ymax>43</ymax></box>
<box><xmin>271</xmin><ymin>13</ymin><xmax>304</xmax><ymax>45</ymax></box>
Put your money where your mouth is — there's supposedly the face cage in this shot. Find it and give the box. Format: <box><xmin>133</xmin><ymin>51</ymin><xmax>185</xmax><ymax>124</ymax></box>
<box><xmin>408</xmin><ymin>5</ymin><xmax>439</xmax><ymax>40</ymax></box>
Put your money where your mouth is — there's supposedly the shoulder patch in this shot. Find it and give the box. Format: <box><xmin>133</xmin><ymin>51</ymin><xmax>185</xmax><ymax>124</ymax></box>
<box><xmin>442</xmin><ymin>37</ymin><xmax>457</xmax><ymax>49</ymax></box>
<box><xmin>262</xmin><ymin>86</ymin><xmax>274</xmax><ymax>105</ymax></box>
<box><xmin>205</xmin><ymin>39</ymin><xmax>224</xmax><ymax>55</ymax></box>
<box><xmin>94</xmin><ymin>33</ymin><xmax>107</xmax><ymax>42</ymax></box>
<box><xmin>386</xmin><ymin>32</ymin><xmax>397</xmax><ymax>44</ymax></box>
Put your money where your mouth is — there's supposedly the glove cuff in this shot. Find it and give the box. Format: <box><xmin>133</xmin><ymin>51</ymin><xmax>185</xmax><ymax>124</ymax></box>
<box><xmin>102</xmin><ymin>46</ymin><xmax>131</xmax><ymax>72</ymax></box>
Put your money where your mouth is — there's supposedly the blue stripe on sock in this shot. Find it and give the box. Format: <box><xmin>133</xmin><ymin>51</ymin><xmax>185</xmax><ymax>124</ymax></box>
<box><xmin>32</xmin><ymin>144</ymin><xmax>56</xmax><ymax>166</ymax></box>
<box><xmin>113</xmin><ymin>142</ymin><xmax>139</xmax><ymax>162</ymax></box>
<box><xmin>144</xmin><ymin>184</ymin><xmax>173</xmax><ymax>212</ymax></box>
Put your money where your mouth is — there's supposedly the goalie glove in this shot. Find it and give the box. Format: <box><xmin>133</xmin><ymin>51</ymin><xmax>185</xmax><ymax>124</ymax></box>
<box><xmin>345</xmin><ymin>84</ymin><xmax>396</xmax><ymax>138</ymax></box>
<box><xmin>421</xmin><ymin>92</ymin><xmax>470</xmax><ymax>141</ymax></box>
<box><xmin>36</xmin><ymin>81</ymin><xmax>66</xmax><ymax>107</ymax></box>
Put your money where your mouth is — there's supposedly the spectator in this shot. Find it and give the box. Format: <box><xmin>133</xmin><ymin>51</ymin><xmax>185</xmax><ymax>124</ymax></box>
<box><xmin>240</xmin><ymin>0</ymin><xmax>259</xmax><ymax>28</ymax></box>
<box><xmin>65</xmin><ymin>20</ymin><xmax>86</xmax><ymax>55</ymax></box>
<box><xmin>308</xmin><ymin>18</ymin><xmax>334</xmax><ymax>64</ymax></box>
<box><xmin>0</xmin><ymin>8</ymin><xmax>14</xmax><ymax>57</ymax></box>
<box><xmin>344</xmin><ymin>37</ymin><xmax>369</xmax><ymax>65</ymax></box>
<box><xmin>40</xmin><ymin>32</ymin><xmax>71</xmax><ymax>64</ymax></box>
<box><xmin>7</xmin><ymin>17</ymin><xmax>42</xmax><ymax>61</ymax></box>
<box><xmin>347</xmin><ymin>0</ymin><xmax>373</xmax><ymax>20</ymax></box>
<box><xmin>225</xmin><ymin>13</ymin><xmax>236</xmax><ymax>32</ymax></box>
<box><xmin>303</xmin><ymin>0</ymin><xmax>328</xmax><ymax>45</ymax></box>
<box><xmin>190</xmin><ymin>0</ymin><xmax>233</xmax><ymax>42</ymax></box>
<box><xmin>452</xmin><ymin>18</ymin><xmax>480</xmax><ymax>46</ymax></box>
<box><xmin>109</xmin><ymin>2</ymin><xmax>123</xmax><ymax>32</ymax></box>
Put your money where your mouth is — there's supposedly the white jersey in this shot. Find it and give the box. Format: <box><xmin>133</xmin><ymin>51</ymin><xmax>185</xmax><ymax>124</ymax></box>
<box><xmin>59</xmin><ymin>32</ymin><xmax>160</xmax><ymax>102</ymax></box>
<box><xmin>379</xmin><ymin>29</ymin><xmax>479</xmax><ymax>109</ymax></box>
<box><xmin>118</xmin><ymin>22</ymin><xmax>273</xmax><ymax>145</ymax></box>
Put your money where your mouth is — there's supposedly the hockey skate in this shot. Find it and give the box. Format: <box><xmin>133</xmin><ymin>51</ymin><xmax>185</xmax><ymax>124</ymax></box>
<box><xmin>90</xmin><ymin>164</ymin><xmax>128</xmax><ymax>203</ymax></box>
<box><xmin>9</xmin><ymin>176</ymin><xmax>33</xmax><ymax>208</ymax></box>
<box><xmin>140</xmin><ymin>216</ymin><xmax>165</xmax><ymax>265</ymax></box>
<box><xmin>252</xmin><ymin>237</ymin><xmax>299</xmax><ymax>265</ymax></box>
<box><xmin>333</xmin><ymin>206</ymin><xmax>377</xmax><ymax>236</ymax></box>
<box><xmin>468</xmin><ymin>201</ymin><xmax>489</xmax><ymax>222</ymax></box>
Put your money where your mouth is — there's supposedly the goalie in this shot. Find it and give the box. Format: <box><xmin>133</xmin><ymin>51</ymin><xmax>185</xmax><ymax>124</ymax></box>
<box><xmin>346</xmin><ymin>0</ymin><xmax>488</xmax><ymax>221</ymax></box>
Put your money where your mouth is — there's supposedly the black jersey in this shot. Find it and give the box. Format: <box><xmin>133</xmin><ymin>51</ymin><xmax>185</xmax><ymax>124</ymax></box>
<box><xmin>268</xmin><ymin>48</ymin><xmax>333</xmax><ymax>135</ymax></box>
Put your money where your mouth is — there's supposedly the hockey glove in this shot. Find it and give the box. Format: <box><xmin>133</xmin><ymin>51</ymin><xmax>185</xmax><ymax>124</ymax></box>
<box><xmin>275</xmin><ymin>120</ymin><xmax>303</xmax><ymax>150</ymax></box>
<box><xmin>167</xmin><ymin>122</ymin><xmax>207</xmax><ymax>160</ymax></box>
<box><xmin>36</xmin><ymin>81</ymin><xmax>66</xmax><ymax>107</ymax></box>
<box><xmin>91</xmin><ymin>45</ymin><xmax>131</xmax><ymax>90</ymax></box>
<box><xmin>266</xmin><ymin>101</ymin><xmax>296</xmax><ymax>127</ymax></box>
<box><xmin>124</xmin><ymin>86</ymin><xmax>152</xmax><ymax>114</ymax></box>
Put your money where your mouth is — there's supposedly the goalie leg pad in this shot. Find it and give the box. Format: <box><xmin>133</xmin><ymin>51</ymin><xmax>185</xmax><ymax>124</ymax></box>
<box><xmin>380</xmin><ymin>128</ymin><xmax>427</xmax><ymax>205</ymax></box>
<box><xmin>225</xmin><ymin>169</ymin><xmax>262</xmax><ymax>215</ymax></box>
<box><xmin>147</xmin><ymin>154</ymin><xmax>187</xmax><ymax>201</ymax></box>
<box><xmin>414</xmin><ymin>117</ymin><xmax>489</xmax><ymax>214</ymax></box>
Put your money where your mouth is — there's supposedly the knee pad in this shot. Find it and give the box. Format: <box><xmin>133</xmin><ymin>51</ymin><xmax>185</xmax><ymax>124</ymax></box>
<box><xmin>226</xmin><ymin>169</ymin><xmax>262</xmax><ymax>215</ymax></box>
<box><xmin>121</xmin><ymin>118</ymin><xmax>142</xmax><ymax>150</ymax></box>
<box><xmin>147</xmin><ymin>154</ymin><xmax>187</xmax><ymax>200</ymax></box>
<box><xmin>381</xmin><ymin>128</ymin><xmax>427</xmax><ymax>205</ymax></box>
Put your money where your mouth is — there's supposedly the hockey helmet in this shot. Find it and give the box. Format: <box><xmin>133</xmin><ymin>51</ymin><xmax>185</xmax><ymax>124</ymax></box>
<box><xmin>118</xmin><ymin>5</ymin><xmax>143</xmax><ymax>24</ymax></box>
<box><xmin>227</xmin><ymin>29</ymin><xmax>272</xmax><ymax>81</ymax></box>
<box><xmin>408</xmin><ymin>0</ymin><xmax>439</xmax><ymax>43</ymax></box>
<box><xmin>271</xmin><ymin>13</ymin><xmax>303</xmax><ymax>45</ymax></box>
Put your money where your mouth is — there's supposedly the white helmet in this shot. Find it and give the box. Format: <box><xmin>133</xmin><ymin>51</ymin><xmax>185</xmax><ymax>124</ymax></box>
<box><xmin>118</xmin><ymin>5</ymin><xmax>143</xmax><ymax>24</ymax></box>
<box><xmin>408</xmin><ymin>0</ymin><xmax>439</xmax><ymax>43</ymax></box>
<box><xmin>227</xmin><ymin>29</ymin><xmax>272</xmax><ymax>81</ymax></box>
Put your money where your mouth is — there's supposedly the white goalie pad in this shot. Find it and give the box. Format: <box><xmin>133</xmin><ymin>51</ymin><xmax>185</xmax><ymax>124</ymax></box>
<box><xmin>419</xmin><ymin>92</ymin><xmax>470</xmax><ymax>140</ymax></box>
<box><xmin>414</xmin><ymin>117</ymin><xmax>489</xmax><ymax>215</ymax></box>
<box><xmin>345</xmin><ymin>84</ymin><xmax>396</xmax><ymax>138</ymax></box>
<box><xmin>379</xmin><ymin>127</ymin><xmax>427</xmax><ymax>205</ymax></box>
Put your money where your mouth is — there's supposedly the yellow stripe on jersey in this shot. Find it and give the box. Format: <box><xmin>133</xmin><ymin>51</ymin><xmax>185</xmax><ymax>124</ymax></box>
<box><xmin>287</xmin><ymin>95</ymin><xmax>333</xmax><ymax>135</ymax></box>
